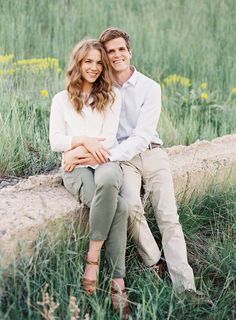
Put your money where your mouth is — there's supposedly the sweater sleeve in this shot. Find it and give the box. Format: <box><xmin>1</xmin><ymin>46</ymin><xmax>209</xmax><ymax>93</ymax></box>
<box><xmin>49</xmin><ymin>94</ymin><xmax>73</xmax><ymax>152</ymax></box>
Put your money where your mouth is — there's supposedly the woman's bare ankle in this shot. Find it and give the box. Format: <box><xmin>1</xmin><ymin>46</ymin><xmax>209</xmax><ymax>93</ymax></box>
<box><xmin>112</xmin><ymin>278</ymin><xmax>125</xmax><ymax>291</ymax></box>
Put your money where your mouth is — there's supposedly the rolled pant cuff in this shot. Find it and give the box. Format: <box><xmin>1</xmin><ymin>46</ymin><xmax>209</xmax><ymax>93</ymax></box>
<box><xmin>112</xmin><ymin>272</ymin><xmax>126</xmax><ymax>279</ymax></box>
<box><xmin>145</xmin><ymin>257</ymin><xmax>162</xmax><ymax>267</ymax></box>
<box><xmin>89</xmin><ymin>234</ymin><xmax>106</xmax><ymax>241</ymax></box>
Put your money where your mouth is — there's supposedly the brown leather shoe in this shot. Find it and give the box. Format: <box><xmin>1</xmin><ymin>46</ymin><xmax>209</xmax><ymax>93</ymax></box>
<box><xmin>149</xmin><ymin>258</ymin><xmax>167</xmax><ymax>278</ymax></box>
<box><xmin>111</xmin><ymin>287</ymin><xmax>132</xmax><ymax>320</ymax></box>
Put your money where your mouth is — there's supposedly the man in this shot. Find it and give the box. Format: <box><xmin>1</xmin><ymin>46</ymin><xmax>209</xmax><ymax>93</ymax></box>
<box><xmin>98</xmin><ymin>28</ymin><xmax>196</xmax><ymax>292</ymax></box>
<box><xmin>64</xmin><ymin>28</ymin><xmax>197</xmax><ymax>293</ymax></box>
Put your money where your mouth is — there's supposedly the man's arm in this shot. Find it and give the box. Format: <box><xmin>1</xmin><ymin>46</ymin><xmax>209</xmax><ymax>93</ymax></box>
<box><xmin>63</xmin><ymin>146</ymin><xmax>99</xmax><ymax>171</ymax></box>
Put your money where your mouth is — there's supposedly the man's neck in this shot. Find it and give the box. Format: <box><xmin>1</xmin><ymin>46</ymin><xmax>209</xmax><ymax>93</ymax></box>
<box><xmin>113</xmin><ymin>67</ymin><xmax>134</xmax><ymax>86</ymax></box>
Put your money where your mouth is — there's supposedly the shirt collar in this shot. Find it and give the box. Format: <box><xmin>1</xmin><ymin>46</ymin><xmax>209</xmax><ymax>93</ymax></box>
<box><xmin>87</xmin><ymin>96</ymin><xmax>94</xmax><ymax>105</ymax></box>
<box><xmin>126</xmin><ymin>66</ymin><xmax>138</xmax><ymax>86</ymax></box>
<box><xmin>114</xmin><ymin>66</ymin><xmax>138</xmax><ymax>88</ymax></box>
<box><xmin>80</xmin><ymin>93</ymin><xmax>94</xmax><ymax>106</ymax></box>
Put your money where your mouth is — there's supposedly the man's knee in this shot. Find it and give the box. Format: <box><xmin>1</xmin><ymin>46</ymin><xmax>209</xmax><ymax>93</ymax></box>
<box><xmin>127</xmin><ymin>203</ymin><xmax>147</xmax><ymax>238</ymax></box>
<box><xmin>156</xmin><ymin>209</ymin><xmax>180</xmax><ymax>226</ymax></box>
<box><xmin>128</xmin><ymin>203</ymin><xmax>145</xmax><ymax>221</ymax></box>
<box><xmin>117</xmin><ymin>197</ymin><xmax>128</xmax><ymax>218</ymax></box>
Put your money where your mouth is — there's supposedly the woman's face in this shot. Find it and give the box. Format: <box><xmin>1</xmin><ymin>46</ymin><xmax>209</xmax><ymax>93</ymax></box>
<box><xmin>81</xmin><ymin>49</ymin><xmax>103</xmax><ymax>88</ymax></box>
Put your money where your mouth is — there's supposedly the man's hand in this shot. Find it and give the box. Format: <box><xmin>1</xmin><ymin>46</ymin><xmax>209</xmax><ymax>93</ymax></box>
<box><xmin>83</xmin><ymin>137</ymin><xmax>110</xmax><ymax>163</ymax></box>
<box><xmin>72</xmin><ymin>153</ymin><xmax>102</xmax><ymax>166</ymax></box>
<box><xmin>63</xmin><ymin>145</ymin><xmax>107</xmax><ymax>171</ymax></box>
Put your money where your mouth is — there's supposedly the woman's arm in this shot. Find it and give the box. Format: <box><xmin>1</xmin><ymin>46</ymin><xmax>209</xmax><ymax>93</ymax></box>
<box><xmin>49</xmin><ymin>93</ymin><xmax>109</xmax><ymax>163</ymax></box>
<box><xmin>63</xmin><ymin>146</ymin><xmax>99</xmax><ymax>171</ymax></box>
<box><xmin>71</xmin><ymin>136</ymin><xmax>109</xmax><ymax>163</ymax></box>
<box><xmin>49</xmin><ymin>94</ymin><xmax>74</xmax><ymax>152</ymax></box>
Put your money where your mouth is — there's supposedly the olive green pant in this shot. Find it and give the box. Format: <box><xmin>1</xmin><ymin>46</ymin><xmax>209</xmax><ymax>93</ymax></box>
<box><xmin>62</xmin><ymin>162</ymin><xmax>128</xmax><ymax>278</ymax></box>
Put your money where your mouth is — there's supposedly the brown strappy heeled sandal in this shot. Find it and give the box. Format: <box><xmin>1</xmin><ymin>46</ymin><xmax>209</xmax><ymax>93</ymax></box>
<box><xmin>111</xmin><ymin>287</ymin><xmax>132</xmax><ymax>320</ymax></box>
<box><xmin>82</xmin><ymin>259</ymin><xmax>99</xmax><ymax>295</ymax></box>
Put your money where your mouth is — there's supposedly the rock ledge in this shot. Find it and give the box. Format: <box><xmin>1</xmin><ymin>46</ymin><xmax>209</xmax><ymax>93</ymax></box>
<box><xmin>1</xmin><ymin>134</ymin><xmax>236</xmax><ymax>268</ymax></box>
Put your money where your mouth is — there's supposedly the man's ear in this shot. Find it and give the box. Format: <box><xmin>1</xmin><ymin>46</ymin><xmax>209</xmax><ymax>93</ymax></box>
<box><xmin>129</xmin><ymin>50</ymin><xmax>132</xmax><ymax>58</ymax></box>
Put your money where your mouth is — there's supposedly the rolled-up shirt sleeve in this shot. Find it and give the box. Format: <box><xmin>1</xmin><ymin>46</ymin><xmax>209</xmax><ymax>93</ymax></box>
<box><xmin>109</xmin><ymin>83</ymin><xmax>161</xmax><ymax>161</ymax></box>
<box><xmin>49</xmin><ymin>95</ymin><xmax>73</xmax><ymax>152</ymax></box>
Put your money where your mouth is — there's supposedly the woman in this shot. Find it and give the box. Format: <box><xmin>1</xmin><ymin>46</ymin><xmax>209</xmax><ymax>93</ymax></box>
<box><xmin>49</xmin><ymin>39</ymin><xmax>130</xmax><ymax>317</ymax></box>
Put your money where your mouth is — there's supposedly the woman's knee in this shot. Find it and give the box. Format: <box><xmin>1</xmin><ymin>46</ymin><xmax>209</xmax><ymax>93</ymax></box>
<box><xmin>62</xmin><ymin>173</ymin><xmax>82</xmax><ymax>201</ymax></box>
<box><xmin>95</xmin><ymin>165</ymin><xmax>122</xmax><ymax>189</ymax></box>
<box><xmin>62</xmin><ymin>168</ymin><xmax>95</xmax><ymax>206</ymax></box>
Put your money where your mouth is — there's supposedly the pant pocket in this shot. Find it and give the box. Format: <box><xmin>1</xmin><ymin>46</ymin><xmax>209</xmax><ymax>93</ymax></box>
<box><xmin>62</xmin><ymin>171</ymin><xmax>83</xmax><ymax>202</ymax></box>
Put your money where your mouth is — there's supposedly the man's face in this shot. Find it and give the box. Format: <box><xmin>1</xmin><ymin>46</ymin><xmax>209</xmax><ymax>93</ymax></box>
<box><xmin>104</xmin><ymin>37</ymin><xmax>132</xmax><ymax>74</ymax></box>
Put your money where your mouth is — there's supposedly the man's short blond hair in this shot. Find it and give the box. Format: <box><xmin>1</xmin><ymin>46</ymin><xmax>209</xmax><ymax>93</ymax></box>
<box><xmin>99</xmin><ymin>27</ymin><xmax>131</xmax><ymax>51</ymax></box>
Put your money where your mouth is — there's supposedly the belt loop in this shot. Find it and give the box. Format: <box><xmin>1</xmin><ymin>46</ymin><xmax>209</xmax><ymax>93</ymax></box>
<box><xmin>148</xmin><ymin>142</ymin><xmax>160</xmax><ymax>150</ymax></box>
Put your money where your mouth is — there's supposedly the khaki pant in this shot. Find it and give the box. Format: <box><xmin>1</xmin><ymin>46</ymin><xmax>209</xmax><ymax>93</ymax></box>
<box><xmin>62</xmin><ymin>162</ymin><xmax>128</xmax><ymax>278</ymax></box>
<box><xmin>121</xmin><ymin>148</ymin><xmax>196</xmax><ymax>291</ymax></box>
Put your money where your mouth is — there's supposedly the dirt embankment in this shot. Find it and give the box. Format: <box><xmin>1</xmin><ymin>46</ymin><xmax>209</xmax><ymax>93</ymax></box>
<box><xmin>0</xmin><ymin>134</ymin><xmax>236</xmax><ymax>268</ymax></box>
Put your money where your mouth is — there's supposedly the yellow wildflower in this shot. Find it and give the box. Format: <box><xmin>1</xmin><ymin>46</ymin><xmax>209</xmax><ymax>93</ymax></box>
<box><xmin>232</xmin><ymin>87</ymin><xmax>236</xmax><ymax>94</ymax></box>
<box><xmin>201</xmin><ymin>92</ymin><xmax>208</xmax><ymax>100</ymax></box>
<box><xmin>163</xmin><ymin>74</ymin><xmax>191</xmax><ymax>87</ymax></box>
<box><xmin>201</xmin><ymin>82</ymin><xmax>207</xmax><ymax>89</ymax></box>
<box><xmin>41</xmin><ymin>90</ymin><xmax>49</xmax><ymax>97</ymax></box>
<box><xmin>0</xmin><ymin>68</ymin><xmax>16</xmax><ymax>76</ymax></box>
<box><xmin>16</xmin><ymin>58</ymin><xmax>60</xmax><ymax>73</ymax></box>
<box><xmin>0</xmin><ymin>54</ymin><xmax>14</xmax><ymax>63</ymax></box>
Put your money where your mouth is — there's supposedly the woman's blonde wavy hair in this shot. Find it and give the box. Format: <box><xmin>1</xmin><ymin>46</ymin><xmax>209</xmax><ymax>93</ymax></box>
<box><xmin>66</xmin><ymin>39</ymin><xmax>114</xmax><ymax>113</ymax></box>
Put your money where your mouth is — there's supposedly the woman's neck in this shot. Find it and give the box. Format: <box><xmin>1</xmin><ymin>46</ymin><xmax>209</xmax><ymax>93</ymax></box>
<box><xmin>82</xmin><ymin>81</ymin><xmax>93</xmax><ymax>95</ymax></box>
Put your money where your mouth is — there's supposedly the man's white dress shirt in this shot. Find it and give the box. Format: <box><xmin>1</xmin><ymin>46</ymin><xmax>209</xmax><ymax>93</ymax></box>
<box><xmin>109</xmin><ymin>68</ymin><xmax>162</xmax><ymax>162</ymax></box>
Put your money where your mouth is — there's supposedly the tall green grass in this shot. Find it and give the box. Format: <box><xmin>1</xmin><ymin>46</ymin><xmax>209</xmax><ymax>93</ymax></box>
<box><xmin>1</xmin><ymin>185</ymin><xmax>235</xmax><ymax>319</ymax></box>
<box><xmin>1</xmin><ymin>0</ymin><xmax>236</xmax><ymax>91</ymax></box>
<box><xmin>0</xmin><ymin>65</ymin><xmax>61</xmax><ymax>176</ymax></box>
<box><xmin>0</xmin><ymin>0</ymin><xmax>236</xmax><ymax>176</ymax></box>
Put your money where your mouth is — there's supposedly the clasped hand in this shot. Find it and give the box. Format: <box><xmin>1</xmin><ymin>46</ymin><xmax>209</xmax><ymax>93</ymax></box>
<box><xmin>63</xmin><ymin>138</ymin><xmax>110</xmax><ymax>172</ymax></box>
<box><xmin>83</xmin><ymin>137</ymin><xmax>110</xmax><ymax>163</ymax></box>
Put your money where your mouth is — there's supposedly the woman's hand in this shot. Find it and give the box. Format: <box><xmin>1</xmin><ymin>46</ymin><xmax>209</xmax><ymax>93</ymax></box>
<box><xmin>64</xmin><ymin>163</ymin><xmax>76</xmax><ymax>172</ymax></box>
<box><xmin>82</xmin><ymin>137</ymin><xmax>110</xmax><ymax>163</ymax></box>
<box><xmin>63</xmin><ymin>146</ymin><xmax>87</xmax><ymax>172</ymax></box>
